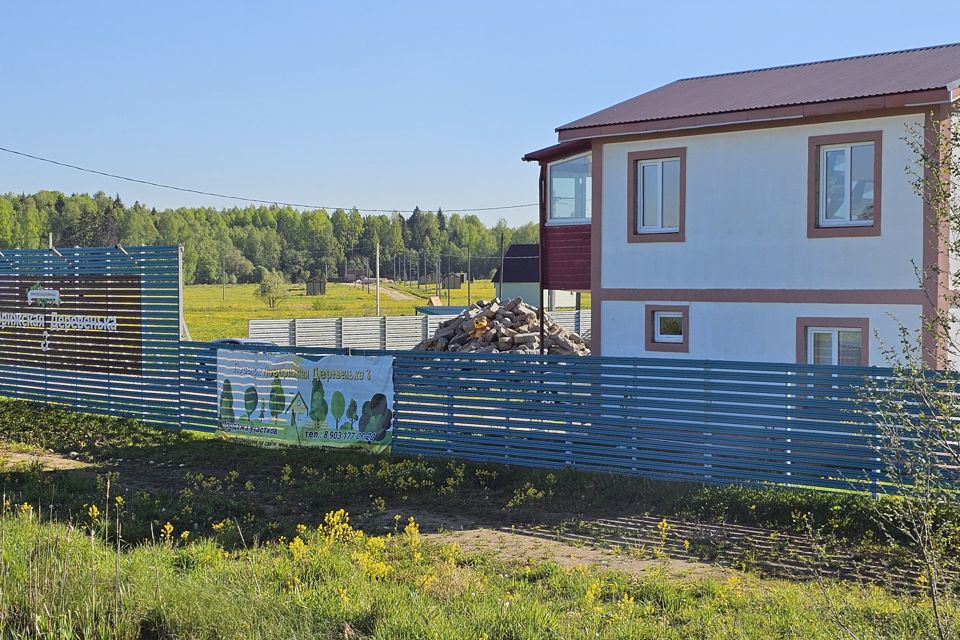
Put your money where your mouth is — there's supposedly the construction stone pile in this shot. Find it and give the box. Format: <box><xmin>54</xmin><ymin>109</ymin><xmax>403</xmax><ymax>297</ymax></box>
<box><xmin>414</xmin><ymin>298</ymin><xmax>590</xmax><ymax>356</ymax></box>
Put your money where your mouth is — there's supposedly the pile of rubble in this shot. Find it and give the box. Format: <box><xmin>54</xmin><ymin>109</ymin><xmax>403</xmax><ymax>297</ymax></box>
<box><xmin>413</xmin><ymin>298</ymin><xmax>590</xmax><ymax>356</ymax></box>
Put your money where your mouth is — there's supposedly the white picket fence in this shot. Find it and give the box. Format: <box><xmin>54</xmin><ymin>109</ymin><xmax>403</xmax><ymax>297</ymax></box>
<box><xmin>248</xmin><ymin>311</ymin><xmax>591</xmax><ymax>350</ymax></box>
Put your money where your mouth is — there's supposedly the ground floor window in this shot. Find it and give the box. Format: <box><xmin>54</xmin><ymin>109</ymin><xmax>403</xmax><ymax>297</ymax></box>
<box><xmin>796</xmin><ymin>318</ymin><xmax>869</xmax><ymax>366</ymax></box>
<box><xmin>808</xmin><ymin>328</ymin><xmax>862</xmax><ymax>366</ymax></box>
<box><xmin>645</xmin><ymin>305</ymin><xmax>689</xmax><ymax>353</ymax></box>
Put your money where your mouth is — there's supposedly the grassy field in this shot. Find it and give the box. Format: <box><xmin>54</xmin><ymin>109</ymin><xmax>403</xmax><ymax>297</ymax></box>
<box><xmin>0</xmin><ymin>401</ymin><xmax>957</xmax><ymax>638</ymax></box>
<box><xmin>185</xmin><ymin>283</ymin><xmax>422</xmax><ymax>341</ymax></box>
<box><xmin>184</xmin><ymin>281</ymin><xmax>589</xmax><ymax>342</ymax></box>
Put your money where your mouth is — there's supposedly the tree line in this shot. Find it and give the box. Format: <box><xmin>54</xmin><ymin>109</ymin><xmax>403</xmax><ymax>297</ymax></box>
<box><xmin>0</xmin><ymin>191</ymin><xmax>539</xmax><ymax>285</ymax></box>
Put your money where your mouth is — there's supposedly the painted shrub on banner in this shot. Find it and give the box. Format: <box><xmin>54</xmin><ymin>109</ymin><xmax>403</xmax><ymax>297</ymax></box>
<box><xmin>216</xmin><ymin>349</ymin><xmax>395</xmax><ymax>453</ymax></box>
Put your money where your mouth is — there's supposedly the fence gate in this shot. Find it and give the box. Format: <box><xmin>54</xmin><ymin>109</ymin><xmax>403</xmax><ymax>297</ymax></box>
<box><xmin>0</xmin><ymin>245</ymin><xmax>183</xmax><ymax>424</ymax></box>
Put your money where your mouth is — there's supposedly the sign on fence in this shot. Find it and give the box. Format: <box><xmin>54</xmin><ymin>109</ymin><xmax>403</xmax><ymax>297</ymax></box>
<box><xmin>216</xmin><ymin>349</ymin><xmax>395</xmax><ymax>453</ymax></box>
<box><xmin>0</xmin><ymin>274</ymin><xmax>143</xmax><ymax>375</ymax></box>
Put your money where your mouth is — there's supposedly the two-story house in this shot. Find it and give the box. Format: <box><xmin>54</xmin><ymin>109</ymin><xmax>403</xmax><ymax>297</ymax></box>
<box><xmin>524</xmin><ymin>43</ymin><xmax>960</xmax><ymax>368</ymax></box>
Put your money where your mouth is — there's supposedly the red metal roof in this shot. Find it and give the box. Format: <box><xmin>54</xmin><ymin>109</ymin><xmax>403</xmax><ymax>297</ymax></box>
<box><xmin>559</xmin><ymin>43</ymin><xmax>960</xmax><ymax>134</ymax></box>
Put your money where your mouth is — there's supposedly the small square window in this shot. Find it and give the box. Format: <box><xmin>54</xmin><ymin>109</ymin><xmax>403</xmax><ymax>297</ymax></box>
<box><xmin>645</xmin><ymin>305</ymin><xmax>689</xmax><ymax>352</ymax></box>
<box><xmin>654</xmin><ymin>312</ymin><xmax>683</xmax><ymax>343</ymax></box>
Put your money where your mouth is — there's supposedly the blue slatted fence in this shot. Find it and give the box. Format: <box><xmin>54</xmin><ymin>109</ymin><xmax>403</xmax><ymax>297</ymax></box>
<box><xmin>0</xmin><ymin>245</ymin><xmax>182</xmax><ymax>424</ymax></box>
<box><xmin>0</xmin><ymin>246</ymin><xmax>922</xmax><ymax>493</ymax></box>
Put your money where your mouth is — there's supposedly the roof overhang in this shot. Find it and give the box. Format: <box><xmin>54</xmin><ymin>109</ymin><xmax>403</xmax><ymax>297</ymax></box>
<box><xmin>556</xmin><ymin>88</ymin><xmax>956</xmax><ymax>142</ymax></box>
<box><xmin>522</xmin><ymin>139</ymin><xmax>592</xmax><ymax>163</ymax></box>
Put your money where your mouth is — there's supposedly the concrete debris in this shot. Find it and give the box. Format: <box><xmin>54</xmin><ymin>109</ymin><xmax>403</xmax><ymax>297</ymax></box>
<box><xmin>413</xmin><ymin>297</ymin><xmax>590</xmax><ymax>356</ymax></box>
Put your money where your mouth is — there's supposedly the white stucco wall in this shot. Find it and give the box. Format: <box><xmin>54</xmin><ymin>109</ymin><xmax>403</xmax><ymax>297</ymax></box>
<box><xmin>600</xmin><ymin>114</ymin><xmax>925</xmax><ymax>291</ymax></box>
<box><xmin>601</xmin><ymin>300</ymin><xmax>922</xmax><ymax>366</ymax></box>
<box><xmin>496</xmin><ymin>282</ymin><xmax>540</xmax><ymax>304</ymax></box>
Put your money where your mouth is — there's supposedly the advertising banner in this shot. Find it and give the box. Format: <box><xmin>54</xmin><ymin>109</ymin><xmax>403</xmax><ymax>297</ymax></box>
<box><xmin>216</xmin><ymin>349</ymin><xmax>395</xmax><ymax>453</ymax></box>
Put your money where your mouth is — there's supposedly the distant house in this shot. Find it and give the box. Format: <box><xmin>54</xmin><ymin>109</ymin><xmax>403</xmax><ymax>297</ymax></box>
<box><xmin>524</xmin><ymin>43</ymin><xmax>960</xmax><ymax>367</ymax></box>
<box><xmin>491</xmin><ymin>244</ymin><xmax>576</xmax><ymax>308</ymax></box>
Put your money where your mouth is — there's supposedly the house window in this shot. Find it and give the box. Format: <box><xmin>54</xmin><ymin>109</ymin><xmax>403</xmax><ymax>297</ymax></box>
<box><xmin>808</xmin><ymin>328</ymin><xmax>863</xmax><ymax>366</ymax></box>
<box><xmin>808</xmin><ymin>132</ymin><xmax>881</xmax><ymax>238</ymax></box>
<box><xmin>820</xmin><ymin>143</ymin><xmax>874</xmax><ymax>225</ymax></box>
<box><xmin>628</xmin><ymin>148</ymin><xmax>686</xmax><ymax>243</ymax></box>
<box><xmin>645</xmin><ymin>304</ymin><xmax>689</xmax><ymax>352</ymax></box>
<box><xmin>654</xmin><ymin>311</ymin><xmax>683</xmax><ymax>343</ymax></box>
<box><xmin>548</xmin><ymin>154</ymin><xmax>591</xmax><ymax>222</ymax></box>
<box><xmin>796</xmin><ymin>318</ymin><xmax>869</xmax><ymax>366</ymax></box>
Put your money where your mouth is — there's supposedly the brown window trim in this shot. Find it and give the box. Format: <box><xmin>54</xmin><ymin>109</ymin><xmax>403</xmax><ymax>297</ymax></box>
<box><xmin>795</xmin><ymin>317</ymin><xmax>869</xmax><ymax>365</ymax></box>
<box><xmin>807</xmin><ymin>131</ymin><xmax>882</xmax><ymax>239</ymax></box>
<box><xmin>645</xmin><ymin>304</ymin><xmax>689</xmax><ymax>353</ymax></box>
<box><xmin>627</xmin><ymin>147</ymin><xmax>686</xmax><ymax>243</ymax></box>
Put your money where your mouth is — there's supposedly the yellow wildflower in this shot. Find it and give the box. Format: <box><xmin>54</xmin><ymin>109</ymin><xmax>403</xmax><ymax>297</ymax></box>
<box><xmin>289</xmin><ymin>536</ymin><xmax>308</xmax><ymax>561</ymax></box>
<box><xmin>87</xmin><ymin>504</ymin><xmax>100</xmax><ymax>520</ymax></box>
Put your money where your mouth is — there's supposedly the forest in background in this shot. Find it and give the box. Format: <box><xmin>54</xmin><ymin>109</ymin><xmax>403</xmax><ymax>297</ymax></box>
<box><xmin>0</xmin><ymin>191</ymin><xmax>539</xmax><ymax>285</ymax></box>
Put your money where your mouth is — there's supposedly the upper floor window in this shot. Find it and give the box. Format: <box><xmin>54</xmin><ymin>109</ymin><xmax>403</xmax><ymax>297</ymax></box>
<box><xmin>628</xmin><ymin>148</ymin><xmax>686</xmax><ymax>243</ymax></box>
<box><xmin>820</xmin><ymin>142</ymin><xmax>874</xmax><ymax>226</ymax></box>
<box><xmin>548</xmin><ymin>154</ymin><xmax>591</xmax><ymax>222</ymax></box>
<box><xmin>808</xmin><ymin>132</ymin><xmax>882</xmax><ymax>238</ymax></box>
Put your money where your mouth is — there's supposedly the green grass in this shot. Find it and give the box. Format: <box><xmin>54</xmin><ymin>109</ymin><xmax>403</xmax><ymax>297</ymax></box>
<box><xmin>2</xmin><ymin>401</ymin><xmax>958</xmax><ymax>638</ymax></box>
<box><xmin>184</xmin><ymin>281</ymin><xmax>590</xmax><ymax>342</ymax></box>
<box><xmin>0</xmin><ymin>400</ymin><xmax>946</xmax><ymax>555</ymax></box>
<box><xmin>185</xmin><ymin>283</ymin><xmax>425</xmax><ymax>341</ymax></box>
<box><xmin>0</xmin><ymin>511</ymin><xmax>946</xmax><ymax>639</ymax></box>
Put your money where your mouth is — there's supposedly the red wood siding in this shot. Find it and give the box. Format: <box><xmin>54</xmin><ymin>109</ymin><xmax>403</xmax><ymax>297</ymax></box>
<box><xmin>542</xmin><ymin>223</ymin><xmax>591</xmax><ymax>291</ymax></box>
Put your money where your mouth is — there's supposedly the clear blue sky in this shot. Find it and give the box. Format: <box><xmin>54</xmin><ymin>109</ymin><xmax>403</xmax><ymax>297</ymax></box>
<box><xmin>2</xmin><ymin>1</ymin><xmax>959</xmax><ymax>225</ymax></box>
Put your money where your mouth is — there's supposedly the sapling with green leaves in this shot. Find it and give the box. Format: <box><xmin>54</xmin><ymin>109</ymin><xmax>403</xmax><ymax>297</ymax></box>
<box><xmin>219</xmin><ymin>379</ymin><xmax>235</xmax><ymax>422</ymax></box>
<box><xmin>346</xmin><ymin>399</ymin><xmax>358</xmax><ymax>429</ymax></box>
<box><xmin>269</xmin><ymin>378</ymin><xmax>285</xmax><ymax>420</ymax></box>
<box><xmin>331</xmin><ymin>391</ymin><xmax>345</xmax><ymax>429</ymax></box>
<box><xmin>856</xmin><ymin>106</ymin><xmax>960</xmax><ymax>640</ymax></box>
<box><xmin>309</xmin><ymin>378</ymin><xmax>328</xmax><ymax>425</ymax></box>
<box><xmin>244</xmin><ymin>386</ymin><xmax>258</xmax><ymax>421</ymax></box>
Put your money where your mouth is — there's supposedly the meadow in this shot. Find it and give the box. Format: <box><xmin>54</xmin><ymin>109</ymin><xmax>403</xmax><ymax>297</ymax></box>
<box><xmin>0</xmin><ymin>401</ymin><xmax>957</xmax><ymax>638</ymax></box>
<box><xmin>184</xmin><ymin>281</ymin><xmax>587</xmax><ymax>341</ymax></box>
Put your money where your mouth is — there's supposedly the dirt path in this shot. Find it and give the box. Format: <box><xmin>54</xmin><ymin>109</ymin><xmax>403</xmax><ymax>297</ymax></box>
<box><xmin>0</xmin><ymin>449</ymin><xmax>90</xmax><ymax>471</ymax></box>
<box><xmin>379</xmin><ymin>285</ymin><xmax>417</xmax><ymax>301</ymax></box>
<box><xmin>432</xmin><ymin>528</ymin><xmax>732</xmax><ymax>581</ymax></box>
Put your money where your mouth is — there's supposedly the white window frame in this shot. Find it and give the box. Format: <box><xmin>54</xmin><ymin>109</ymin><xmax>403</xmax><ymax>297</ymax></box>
<box><xmin>636</xmin><ymin>157</ymin><xmax>681</xmax><ymax>234</ymax></box>
<box><xmin>653</xmin><ymin>311</ymin><xmax>684</xmax><ymax>343</ymax></box>
<box><xmin>546</xmin><ymin>152</ymin><xmax>592</xmax><ymax>225</ymax></box>
<box><xmin>806</xmin><ymin>327</ymin><xmax>863</xmax><ymax>366</ymax></box>
<box><xmin>818</xmin><ymin>142</ymin><xmax>875</xmax><ymax>228</ymax></box>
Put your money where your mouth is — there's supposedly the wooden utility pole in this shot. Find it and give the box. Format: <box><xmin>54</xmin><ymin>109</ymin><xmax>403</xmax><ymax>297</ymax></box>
<box><xmin>446</xmin><ymin>252</ymin><xmax>451</xmax><ymax>306</ymax></box>
<box><xmin>466</xmin><ymin>245</ymin><xmax>471</xmax><ymax>305</ymax></box>
<box><xmin>375</xmin><ymin>241</ymin><xmax>381</xmax><ymax>317</ymax></box>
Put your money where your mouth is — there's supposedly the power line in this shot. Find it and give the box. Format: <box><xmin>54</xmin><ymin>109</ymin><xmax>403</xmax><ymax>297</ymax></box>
<box><xmin>0</xmin><ymin>145</ymin><xmax>538</xmax><ymax>214</ymax></box>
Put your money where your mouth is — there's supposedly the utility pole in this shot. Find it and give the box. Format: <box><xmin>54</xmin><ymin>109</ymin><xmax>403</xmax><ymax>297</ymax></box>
<box><xmin>498</xmin><ymin>233</ymin><xmax>505</xmax><ymax>301</ymax></box>
<box><xmin>221</xmin><ymin>245</ymin><xmax>226</xmax><ymax>303</ymax></box>
<box><xmin>375</xmin><ymin>241</ymin><xmax>381</xmax><ymax>317</ymax></box>
<box><xmin>435</xmin><ymin>256</ymin><xmax>441</xmax><ymax>298</ymax></box>
<box><xmin>446</xmin><ymin>252</ymin><xmax>451</xmax><ymax>306</ymax></box>
<box><xmin>466</xmin><ymin>245</ymin><xmax>471</xmax><ymax>305</ymax></box>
